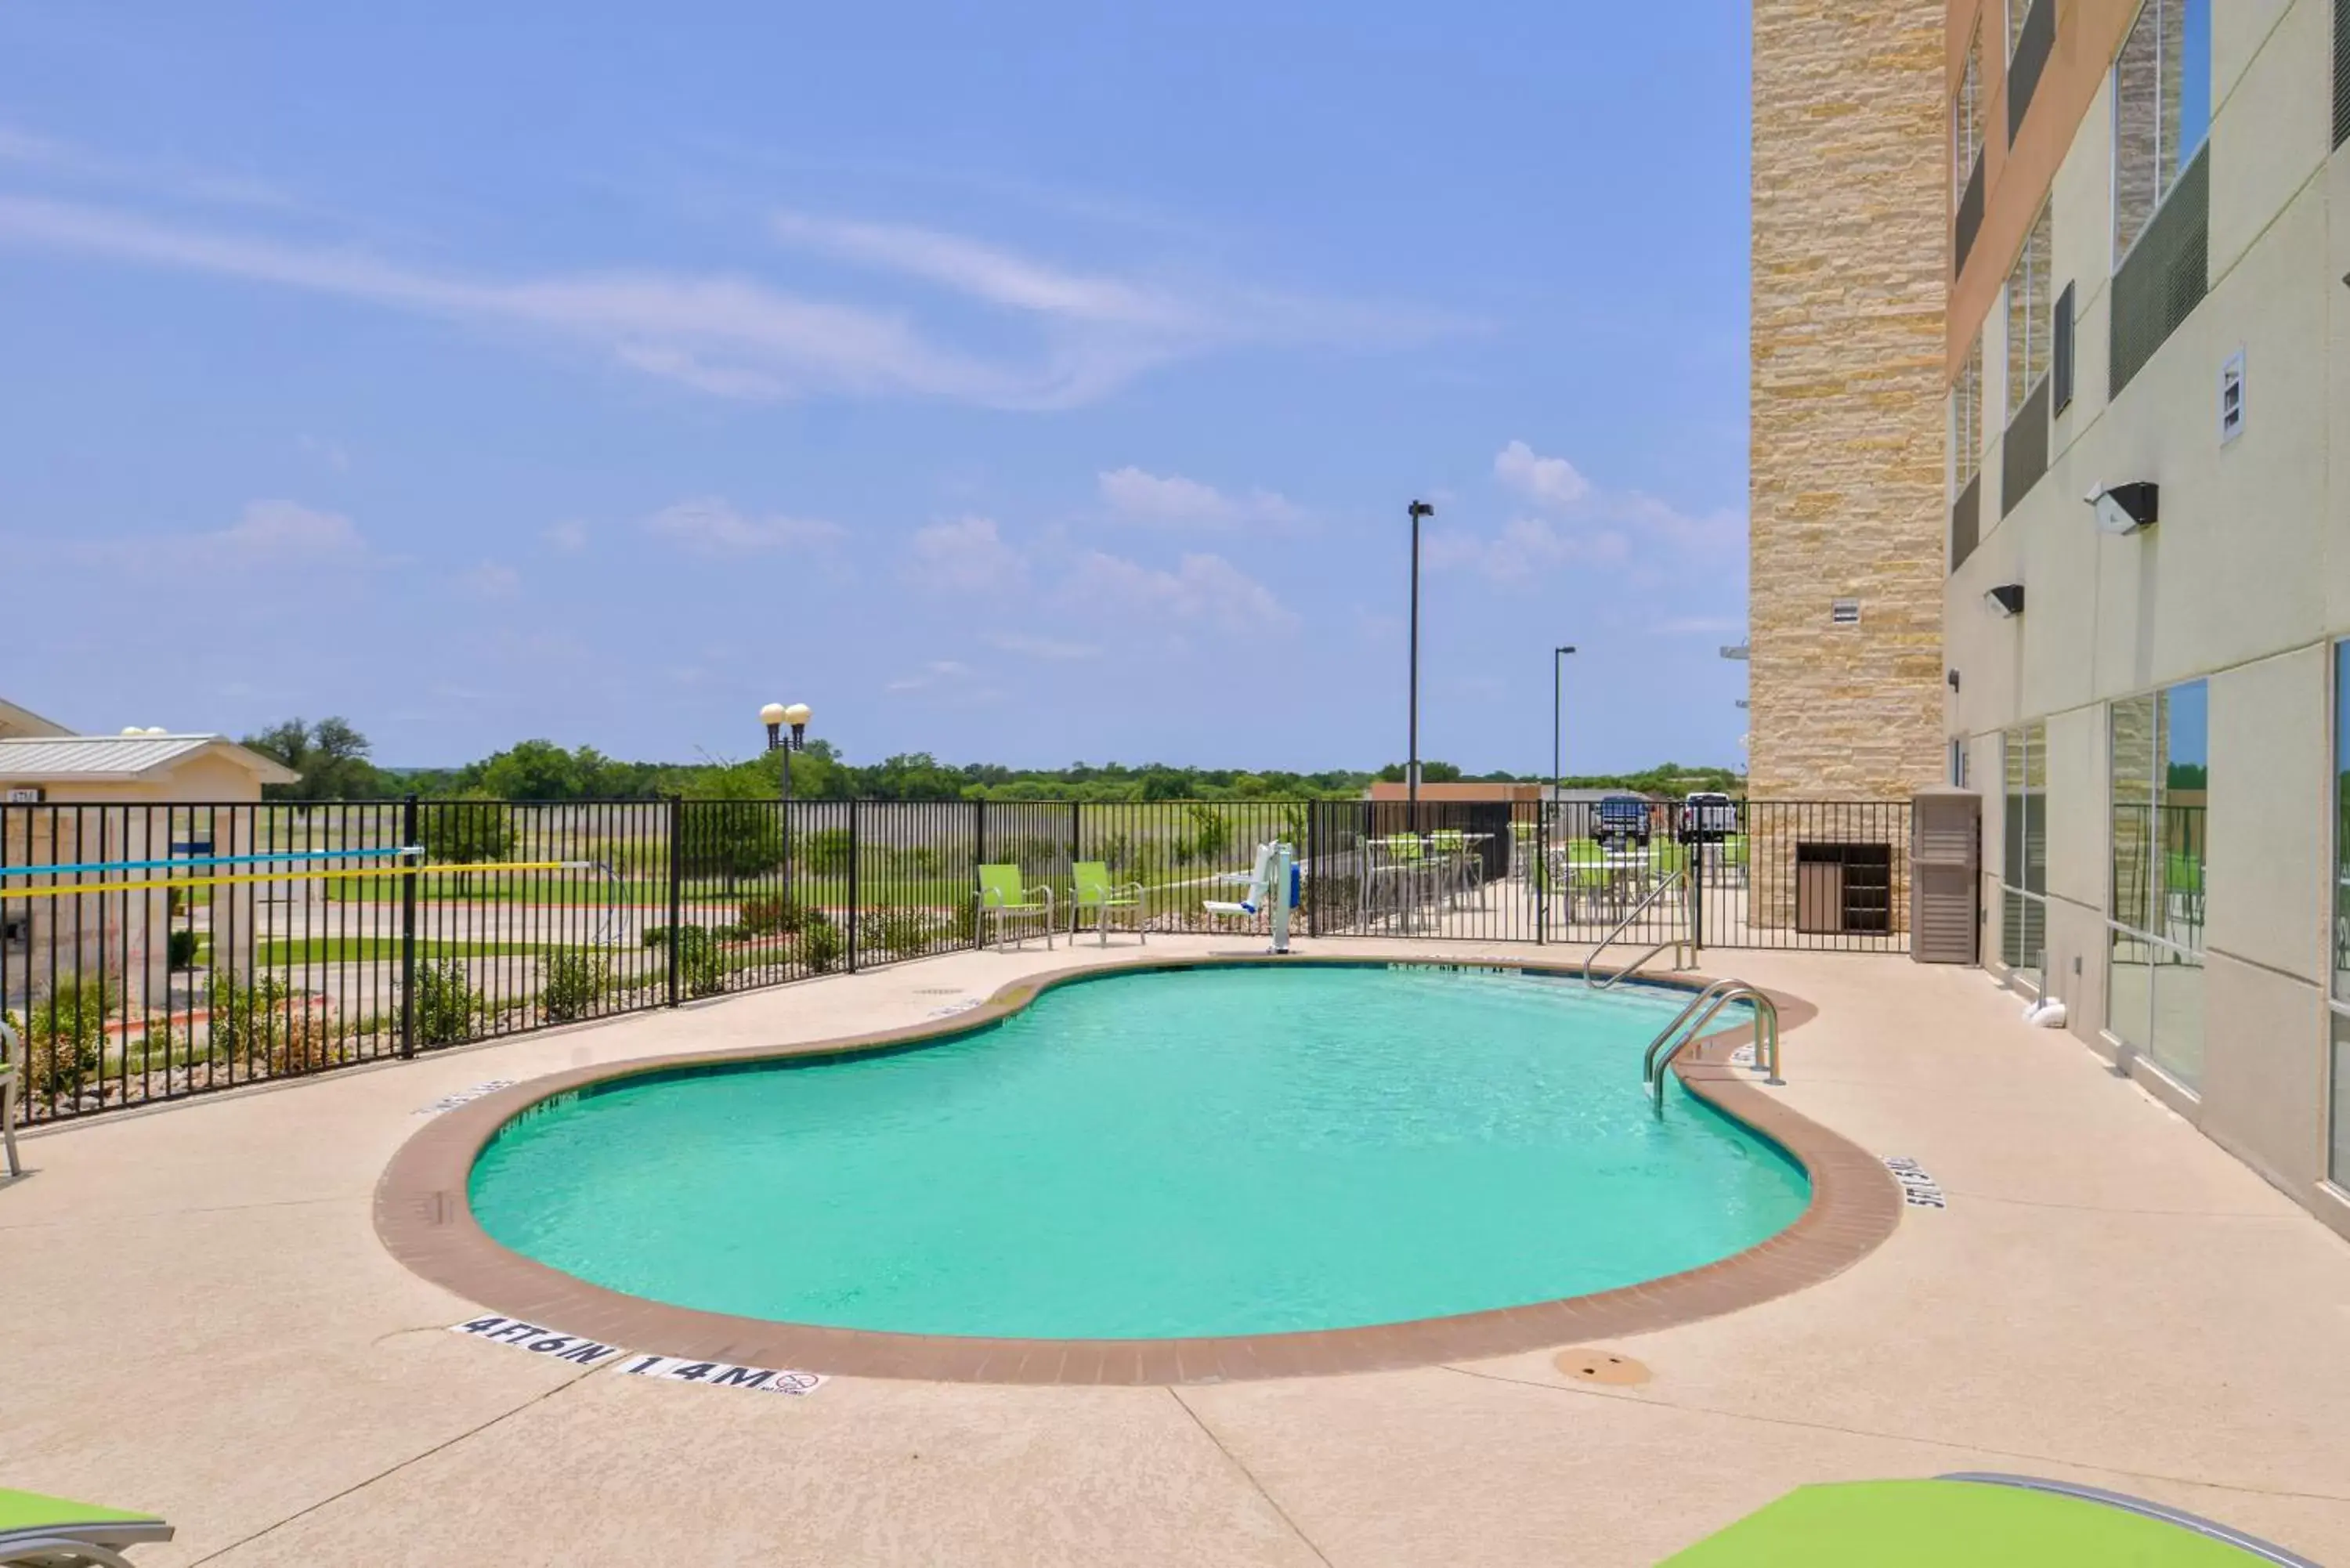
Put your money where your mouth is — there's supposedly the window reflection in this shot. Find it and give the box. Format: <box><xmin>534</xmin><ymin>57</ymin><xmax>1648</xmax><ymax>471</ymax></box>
<box><xmin>2109</xmin><ymin>681</ymin><xmax>2207</xmax><ymax>1086</ymax></box>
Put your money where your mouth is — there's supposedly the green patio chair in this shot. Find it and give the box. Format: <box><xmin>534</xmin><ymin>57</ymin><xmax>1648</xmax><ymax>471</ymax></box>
<box><xmin>1658</xmin><ymin>1476</ymin><xmax>2312</xmax><ymax>1566</ymax></box>
<box><xmin>1069</xmin><ymin>861</ymin><xmax>1145</xmax><ymax>947</ymax></box>
<box><xmin>974</xmin><ymin>864</ymin><xmax>1054</xmax><ymax>952</ymax></box>
<box><xmin>1</xmin><ymin>1019</ymin><xmax>19</xmax><ymax>1180</ymax></box>
<box><xmin>0</xmin><ymin>1486</ymin><xmax>174</xmax><ymax>1566</ymax></box>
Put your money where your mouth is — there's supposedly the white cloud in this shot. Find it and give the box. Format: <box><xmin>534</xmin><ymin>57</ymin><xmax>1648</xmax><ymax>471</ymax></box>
<box><xmin>456</xmin><ymin>560</ymin><xmax>521</xmax><ymax>599</ymax></box>
<box><xmin>772</xmin><ymin>211</ymin><xmax>1191</xmax><ymax>330</ymax></box>
<box><xmin>64</xmin><ymin>499</ymin><xmax>368</xmax><ymax>573</ymax></box>
<box><xmin>218</xmin><ymin>500</ymin><xmax>366</xmax><ymax>560</ymax></box>
<box><xmin>902</xmin><ymin>516</ymin><xmax>1025</xmax><ymax>593</ymax></box>
<box><xmin>613</xmin><ymin>344</ymin><xmax>787</xmax><ymax>399</ymax></box>
<box><xmin>885</xmin><ymin>659</ymin><xmax>976</xmax><ymax>693</ymax></box>
<box><xmin>1494</xmin><ymin>440</ymin><xmax>1591</xmax><ymax>510</ymax></box>
<box><xmin>0</xmin><ymin>195</ymin><xmax>1068</xmax><ymax>407</ymax></box>
<box><xmin>541</xmin><ymin>519</ymin><xmax>589</xmax><ymax>553</ymax></box>
<box><xmin>1064</xmin><ymin>551</ymin><xmax>1296</xmax><ymax>634</ymax></box>
<box><xmin>1615</xmin><ymin>493</ymin><xmax>1746</xmax><ymax>553</ymax></box>
<box><xmin>0</xmin><ymin>179</ymin><xmax>1468</xmax><ymax>410</ymax></box>
<box><xmin>985</xmin><ymin>631</ymin><xmax>1099</xmax><ymax>661</ymax></box>
<box><xmin>1097</xmin><ymin>466</ymin><xmax>1304</xmax><ymax>529</ymax></box>
<box><xmin>642</xmin><ymin>497</ymin><xmax>844</xmax><ymax>558</ymax></box>
<box><xmin>1425</xmin><ymin>516</ymin><xmax>1630</xmax><ymax>585</ymax></box>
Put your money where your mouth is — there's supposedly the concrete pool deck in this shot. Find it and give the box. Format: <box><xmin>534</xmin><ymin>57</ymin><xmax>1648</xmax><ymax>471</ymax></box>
<box><xmin>5</xmin><ymin>937</ymin><xmax>2349</xmax><ymax>1566</ymax></box>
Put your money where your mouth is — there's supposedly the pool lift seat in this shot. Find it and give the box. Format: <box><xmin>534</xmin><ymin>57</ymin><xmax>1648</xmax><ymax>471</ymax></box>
<box><xmin>1642</xmin><ymin>979</ymin><xmax>1781</xmax><ymax>1110</ymax></box>
<box><xmin>1205</xmin><ymin>841</ymin><xmax>1299</xmax><ymax>955</ymax></box>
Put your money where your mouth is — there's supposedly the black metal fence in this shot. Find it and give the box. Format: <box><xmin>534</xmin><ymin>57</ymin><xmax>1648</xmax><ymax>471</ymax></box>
<box><xmin>2</xmin><ymin>794</ymin><xmax>1911</xmax><ymax>1123</ymax></box>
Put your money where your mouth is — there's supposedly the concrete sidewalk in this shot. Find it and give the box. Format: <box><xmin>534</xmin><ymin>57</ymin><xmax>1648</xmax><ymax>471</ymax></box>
<box><xmin>3</xmin><ymin>938</ymin><xmax>2346</xmax><ymax>1566</ymax></box>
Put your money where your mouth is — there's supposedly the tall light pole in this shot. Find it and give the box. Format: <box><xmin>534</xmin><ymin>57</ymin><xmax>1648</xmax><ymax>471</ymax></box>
<box><xmin>1406</xmin><ymin>500</ymin><xmax>1434</xmax><ymax>819</ymax></box>
<box><xmin>761</xmin><ymin>701</ymin><xmax>812</xmax><ymax>799</ymax></box>
<box><xmin>1553</xmin><ymin>644</ymin><xmax>1578</xmax><ymax>818</ymax></box>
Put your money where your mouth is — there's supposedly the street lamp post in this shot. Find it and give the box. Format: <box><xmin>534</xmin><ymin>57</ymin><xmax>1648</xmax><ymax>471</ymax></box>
<box><xmin>1552</xmin><ymin>644</ymin><xmax>1577</xmax><ymax>826</ymax></box>
<box><xmin>1406</xmin><ymin>500</ymin><xmax>1434</xmax><ymax>822</ymax></box>
<box><xmin>760</xmin><ymin>701</ymin><xmax>812</xmax><ymax>800</ymax></box>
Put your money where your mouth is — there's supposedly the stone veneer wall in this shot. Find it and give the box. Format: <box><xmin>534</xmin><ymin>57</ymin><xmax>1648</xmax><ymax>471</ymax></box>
<box><xmin>1749</xmin><ymin>0</ymin><xmax>1950</xmax><ymax>804</ymax></box>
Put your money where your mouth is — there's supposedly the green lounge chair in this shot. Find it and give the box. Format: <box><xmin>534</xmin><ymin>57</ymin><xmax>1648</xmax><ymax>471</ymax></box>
<box><xmin>0</xmin><ymin>1486</ymin><xmax>174</xmax><ymax>1566</ymax></box>
<box><xmin>1069</xmin><ymin>862</ymin><xmax>1145</xmax><ymax>947</ymax></box>
<box><xmin>1</xmin><ymin>1019</ymin><xmax>19</xmax><ymax>1179</ymax></box>
<box><xmin>1659</xmin><ymin>1476</ymin><xmax>2314</xmax><ymax>1566</ymax></box>
<box><xmin>975</xmin><ymin>865</ymin><xmax>1054</xmax><ymax>952</ymax></box>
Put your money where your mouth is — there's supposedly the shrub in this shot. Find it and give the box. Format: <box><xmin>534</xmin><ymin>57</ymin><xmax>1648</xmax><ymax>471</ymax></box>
<box><xmin>168</xmin><ymin>930</ymin><xmax>201</xmax><ymax>970</ymax></box>
<box><xmin>205</xmin><ymin>972</ymin><xmax>287</xmax><ymax>1060</ymax></box>
<box><xmin>678</xmin><ymin>804</ymin><xmax>784</xmax><ymax>880</ymax></box>
<box><xmin>710</xmin><ymin>923</ymin><xmax>750</xmax><ymax>943</ymax></box>
<box><xmin>799</xmin><ymin>912</ymin><xmax>844</xmax><ymax>973</ymax></box>
<box><xmin>8</xmin><ymin>978</ymin><xmax>111</xmax><ymax>1099</ymax></box>
<box><xmin>739</xmin><ymin>896</ymin><xmax>807</xmax><ymax>937</ymax></box>
<box><xmin>859</xmin><ymin>909</ymin><xmax>934</xmax><ymax>960</ymax></box>
<box><xmin>682</xmin><ymin>943</ymin><xmax>728</xmax><ymax>998</ymax></box>
<box><xmin>539</xmin><ymin>950</ymin><xmax>607</xmax><ymax>1024</ymax></box>
<box><xmin>410</xmin><ymin>960</ymin><xmax>480</xmax><ymax>1046</ymax></box>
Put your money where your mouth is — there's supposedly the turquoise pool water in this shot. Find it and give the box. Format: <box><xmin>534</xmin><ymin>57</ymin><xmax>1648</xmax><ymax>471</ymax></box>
<box><xmin>469</xmin><ymin>965</ymin><xmax>1809</xmax><ymax>1339</ymax></box>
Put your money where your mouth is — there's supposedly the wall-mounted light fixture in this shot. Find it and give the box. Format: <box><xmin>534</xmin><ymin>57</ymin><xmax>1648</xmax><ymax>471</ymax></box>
<box><xmin>1946</xmin><ymin>669</ymin><xmax>1961</xmax><ymax>693</ymax></box>
<box><xmin>1984</xmin><ymin>583</ymin><xmax>2026</xmax><ymax>618</ymax></box>
<box><xmin>2085</xmin><ymin>482</ymin><xmax>2158</xmax><ymax>535</ymax></box>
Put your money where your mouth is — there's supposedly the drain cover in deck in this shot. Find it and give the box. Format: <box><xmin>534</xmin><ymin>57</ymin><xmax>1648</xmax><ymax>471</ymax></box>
<box><xmin>1553</xmin><ymin>1349</ymin><xmax>1650</xmax><ymax>1386</ymax></box>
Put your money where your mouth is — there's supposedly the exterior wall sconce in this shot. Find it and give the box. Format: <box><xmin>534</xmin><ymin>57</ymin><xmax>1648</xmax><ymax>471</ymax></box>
<box><xmin>1985</xmin><ymin>583</ymin><xmax>2026</xmax><ymax>618</ymax></box>
<box><xmin>2086</xmin><ymin>482</ymin><xmax>2158</xmax><ymax>534</ymax></box>
<box><xmin>1946</xmin><ymin>669</ymin><xmax>1961</xmax><ymax>692</ymax></box>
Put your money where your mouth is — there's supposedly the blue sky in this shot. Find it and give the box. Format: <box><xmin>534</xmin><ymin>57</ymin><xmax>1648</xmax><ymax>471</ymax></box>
<box><xmin>0</xmin><ymin>2</ymin><xmax>1752</xmax><ymax>775</ymax></box>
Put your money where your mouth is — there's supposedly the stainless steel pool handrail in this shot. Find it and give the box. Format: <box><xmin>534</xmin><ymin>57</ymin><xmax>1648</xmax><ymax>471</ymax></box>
<box><xmin>1582</xmin><ymin>869</ymin><xmax>1689</xmax><ymax>990</ymax></box>
<box><xmin>1639</xmin><ymin>979</ymin><xmax>1745</xmax><ymax>1078</ymax></box>
<box><xmin>1643</xmin><ymin>983</ymin><xmax>1781</xmax><ymax>1110</ymax></box>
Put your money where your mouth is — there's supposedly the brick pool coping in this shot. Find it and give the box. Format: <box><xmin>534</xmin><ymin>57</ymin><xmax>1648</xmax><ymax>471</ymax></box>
<box><xmin>374</xmin><ymin>956</ymin><xmax>1900</xmax><ymax>1385</ymax></box>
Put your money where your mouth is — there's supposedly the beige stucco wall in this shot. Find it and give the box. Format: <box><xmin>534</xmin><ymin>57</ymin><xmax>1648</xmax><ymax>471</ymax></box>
<box><xmin>1749</xmin><ymin>0</ymin><xmax>1950</xmax><ymax>800</ymax></box>
<box><xmin>1952</xmin><ymin>1</ymin><xmax>2349</xmax><ymax>1233</ymax></box>
<box><xmin>0</xmin><ymin>753</ymin><xmax>273</xmax><ymax>1010</ymax></box>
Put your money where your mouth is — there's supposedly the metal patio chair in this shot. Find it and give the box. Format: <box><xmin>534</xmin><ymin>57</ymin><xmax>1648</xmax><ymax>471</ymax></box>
<box><xmin>0</xmin><ymin>1486</ymin><xmax>174</xmax><ymax>1566</ymax></box>
<box><xmin>1</xmin><ymin>1019</ymin><xmax>19</xmax><ymax>1180</ymax></box>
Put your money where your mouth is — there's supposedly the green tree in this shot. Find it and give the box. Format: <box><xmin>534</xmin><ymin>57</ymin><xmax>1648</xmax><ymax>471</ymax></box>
<box><xmin>244</xmin><ymin>717</ymin><xmax>385</xmax><ymax>800</ymax></box>
<box><xmin>1374</xmin><ymin>761</ymin><xmax>1464</xmax><ymax>784</ymax></box>
<box><xmin>417</xmin><ymin>794</ymin><xmax>516</xmax><ymax>865</ymax></box>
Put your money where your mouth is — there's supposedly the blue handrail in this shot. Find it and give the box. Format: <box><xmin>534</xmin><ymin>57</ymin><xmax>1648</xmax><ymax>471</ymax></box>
<box><xmin>0</xmin><ymin>846</ymin><xmax>421</xmax><ymax>880</ymax></box>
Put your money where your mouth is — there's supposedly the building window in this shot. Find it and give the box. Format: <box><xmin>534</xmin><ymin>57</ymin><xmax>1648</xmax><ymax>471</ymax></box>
<box><xmin>2008</xmin><ymin>0</ymin><xmax>2056</xmax><ymax>140</ymax></box>
<box><xmin>1954</xmin><ymin>26</ymin><xmax>1983</xmax><ymax>211</ymax></box>
<box><xmin>2113</xmin><ymin>0</ymin><xmax>2213</xmax><ymax>262</ymax></box>
<box><xmin>2002</xmin><ymin>723</ymin><xmax>2049</xmax><ymax>984</ymax></box>
<box><xmin>2109</xmin><ymin>681</ymin><xmax>2208</xmax><ymax>1088</ymax></box>
<box><xmin>2331</xmin><ymin>641</ymin><xmax>2350</xmax><ymax>1186</ymax></box>
<box><xmin>2007</xmin><ymin>204</ymin><xmax>2055</xmax><ymax>420</ymax></box>
<box><xmin>1954</xmin><ymin>334</ymin><xmax>1984</xmax><ymax>489</ymax></box>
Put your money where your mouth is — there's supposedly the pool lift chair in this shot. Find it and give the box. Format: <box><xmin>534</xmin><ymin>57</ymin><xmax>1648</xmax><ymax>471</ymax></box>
<box><xmin>1206</xmin><ymin>841</ymin><xmax>1300</xmax><ymax>955</ymax></box>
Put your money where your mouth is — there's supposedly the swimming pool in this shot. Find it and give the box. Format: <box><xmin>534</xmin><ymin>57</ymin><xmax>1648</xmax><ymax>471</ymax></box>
<box><xmin>468</xmin><ymin>964</ymin><xmax>1809</xmax><ymax>1341</ymax></box>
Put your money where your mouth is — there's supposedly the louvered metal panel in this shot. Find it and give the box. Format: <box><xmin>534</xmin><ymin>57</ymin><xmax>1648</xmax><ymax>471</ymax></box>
<box><xmin>2110</xmin><ymin>146</ymin><xmax>2209</xmax><ymax>396</ymax></box>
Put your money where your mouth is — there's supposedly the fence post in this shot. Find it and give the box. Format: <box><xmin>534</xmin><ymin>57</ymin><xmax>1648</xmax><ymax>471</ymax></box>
<box><xmin>399</xmin><ymin>794</ymin><xmax>418</xmax><ymax>1058</ymax></box>
<box><xmin>1535</xmin><ymin>801</ymin><xmax>1549</xmax><ymax>945</ymax></box>
<box><xmin>1070</xmin><ymin>799</ymin><xmax>1082</xmax><ymax>877</ymax></box>
<box><xmin>665</xmin><ymin>795</ymin><xmax>682</xmax><ymax>1008</ymax></box>
<box><xmin>1690</xmin><ymin>831</ymin><xmax>1705</xmax><ymax>957</ymax></box>
<box><xmin>848</xmin><ymin>799</ymin><xmax>861</xmax><ymax>974</ymax></box>
<box><xmin>1304</xmin><ymin>801</ymin><xmax>1318</xmax><ymax>937</ymax></box>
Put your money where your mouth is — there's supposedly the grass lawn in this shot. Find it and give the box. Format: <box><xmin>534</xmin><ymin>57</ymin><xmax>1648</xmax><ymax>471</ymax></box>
<box><xmin>256</xmin><ymin>936</ymin><xmax>552</xmax><ymax>965</ymax></box>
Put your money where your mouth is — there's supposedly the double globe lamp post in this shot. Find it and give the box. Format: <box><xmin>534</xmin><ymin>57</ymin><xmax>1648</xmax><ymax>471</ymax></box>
<box><xmin>760</xmin><ymin>701</ymin><xmax>812</xmax><ymax>800</ymax></box>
